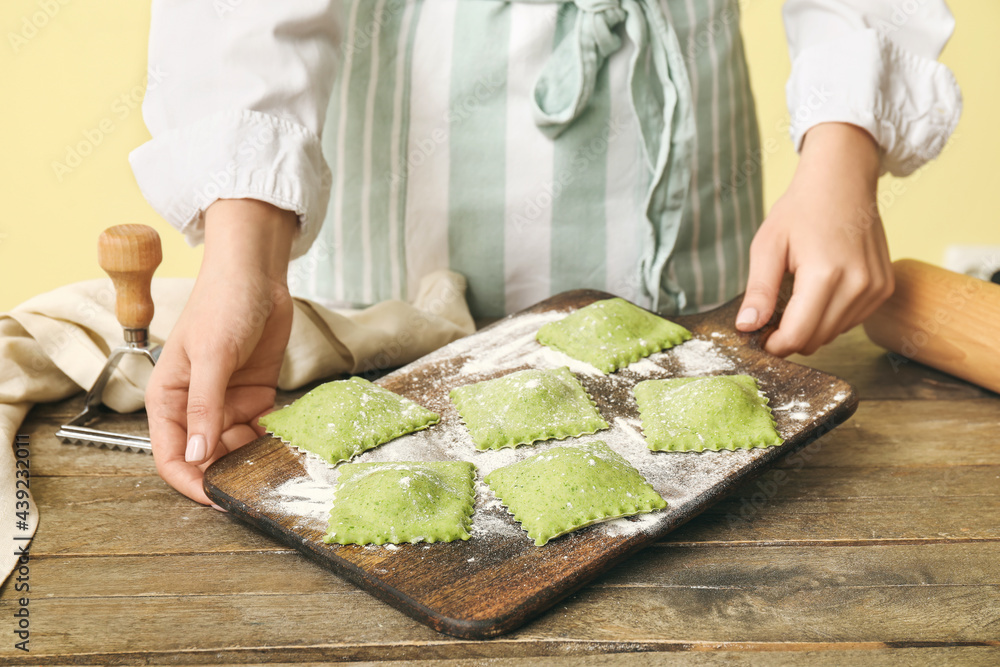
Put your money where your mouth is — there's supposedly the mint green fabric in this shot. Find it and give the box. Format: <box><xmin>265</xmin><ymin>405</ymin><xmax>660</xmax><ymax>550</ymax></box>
<box><xmin>536</xmin><ymin>297</ymin><xmax>692</xmax><ymax>373</ymax></box>
<box><xmin>634</xmin><ymin>374</ymin><xmax>783</xmax><ymax>452</ymax></box>
<box><xmin>450</xmin><ymin>366</ymin><xmax>609</xmax><ymax>450</ymax></box>
<box><xmin>259</xmin><ymin>377</ymin><xmax>440</xmax><ymax>465</ymax></box>
<box><xmin>484</xmin><ymin>440</ymin><xmax>667</xmax><ymax>546</ymax></box>
<box><xmin>324</xmin><ymin>461</ymin><xmax>476</xmax><ymax>545</ymax></box>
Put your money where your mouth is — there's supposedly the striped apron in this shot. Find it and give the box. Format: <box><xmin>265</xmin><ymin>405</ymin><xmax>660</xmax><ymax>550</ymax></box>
<box><xmin>288</xmin><ymin>0</ymin><xmax>763</xmax><ymax>319</ymax></box>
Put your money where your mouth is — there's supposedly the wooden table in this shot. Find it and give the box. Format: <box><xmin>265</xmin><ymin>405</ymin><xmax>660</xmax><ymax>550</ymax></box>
<box><xmin>2</xmin><ymin>327</ymin><xmax>998</xmax><ymax>665</ymax></box>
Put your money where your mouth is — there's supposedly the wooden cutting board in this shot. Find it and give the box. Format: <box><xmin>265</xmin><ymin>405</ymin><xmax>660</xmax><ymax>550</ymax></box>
<box><xmin>204</xmin><ymin>290</ymin><xmax>858</xmax><ymax>639</ymax></box>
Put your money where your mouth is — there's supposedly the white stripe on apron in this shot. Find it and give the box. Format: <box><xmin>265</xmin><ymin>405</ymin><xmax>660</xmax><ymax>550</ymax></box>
<box><xmin>359</xmin><ymin>0</ymin><xmax>388</xmax><ymax>305</ymax></box>
<box><xmin>706</xmin><ymin>0</ymin><xmax>728</xmax><ymax>309</ymax></box>
<box><xmin>329</xmin><ymin>0</ymin><xmax>363</xmax><ymax>304</ymax></box>
<box><xmin>502</xmin><ymin>4</ymin><xmax>558</xmax><ymax>313</ymax></box>
<box><xmin>403</xmin><ymin>1</ymin><xmax>457</xmax><ymax>304</ymax></box>
<box><xmin>604</xmin><ymin>25</ymin><xmax>648</xmax><ymax>308</ymax></box>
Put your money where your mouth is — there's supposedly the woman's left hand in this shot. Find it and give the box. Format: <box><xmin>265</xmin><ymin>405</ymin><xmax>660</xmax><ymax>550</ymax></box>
<box><xmin>735</xmin><ymin>122</ymin><xmax>895</xmax><ymax>357</ymax></box>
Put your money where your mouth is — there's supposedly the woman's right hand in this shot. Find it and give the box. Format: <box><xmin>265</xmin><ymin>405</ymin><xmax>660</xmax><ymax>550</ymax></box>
<box><xmin>145</xmin><ymin>199</ymin><xmax>298</xmax><ymax>505</ymax></box>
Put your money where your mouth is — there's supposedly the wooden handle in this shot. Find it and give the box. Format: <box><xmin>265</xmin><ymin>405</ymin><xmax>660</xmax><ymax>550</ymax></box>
<box><xmin>863</xmin><ymin>259</ymin><xmax>1000</xmax><ymax>394</ymax></box>
<box><xmin>98</xmin><ymin>224</ymin><xmax>162</xmax><ymax>330</ymax></box>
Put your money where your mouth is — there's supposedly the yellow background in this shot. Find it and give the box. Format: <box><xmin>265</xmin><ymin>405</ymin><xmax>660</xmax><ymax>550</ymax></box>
<box><xmin>2</xmin><ymin>0</ymin><xmax>997</xmax><ymax>310</ymax></box>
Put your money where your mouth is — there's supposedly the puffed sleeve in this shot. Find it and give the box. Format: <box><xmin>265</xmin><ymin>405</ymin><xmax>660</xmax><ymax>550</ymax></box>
<box><xmin>128</xmin><ymin>0</ymin><xmax>342</xmax><ymax>258</ymax></box>
<box><xmin>782</xmin><ymin>0</ymin><xmax>961</xmax><ymax>176</ymax></box>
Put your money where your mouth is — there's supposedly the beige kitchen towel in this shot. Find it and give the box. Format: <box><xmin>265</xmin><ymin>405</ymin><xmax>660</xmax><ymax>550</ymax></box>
<box><xmin>0</xmin><ymin>271</ymin><xmax>475</xmax><ymax>585</ymax></box>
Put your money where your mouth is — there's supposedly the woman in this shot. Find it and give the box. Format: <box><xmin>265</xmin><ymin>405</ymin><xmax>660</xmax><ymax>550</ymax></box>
<box><xmin>129</xmin><ymin>0</ymin><xmax>961</xmax><ymax>504</ymax></box>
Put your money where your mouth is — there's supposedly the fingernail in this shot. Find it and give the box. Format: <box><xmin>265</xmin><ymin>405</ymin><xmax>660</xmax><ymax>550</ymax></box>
<box><xmin>185</xmin><ymin>434</ymin><xmax>207</xmax><ymax>462</ymax></box>
<box><xmin>736</xmin><ymin>307</ymin><xmax>758</xmax><ymax>328</ymax></box>
<box><xmin>210</xmin><ymin>503</ymin><xmax>227</xmax><ymax>513</ymax></box>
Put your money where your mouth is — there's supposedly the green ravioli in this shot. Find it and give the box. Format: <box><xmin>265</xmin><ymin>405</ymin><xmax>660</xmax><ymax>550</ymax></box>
<box><xmin>536</xmin><ymin>297</ymin><xmax>692</xmax><ymax>373</ymax></box>
<box><xmin>259</xmin><ymin>377</ymin><xmax>440</xmax><ymax>465</ymax></box>
<box><xmin>450</xmin><ymin>367</ymin><xmax>609</xmax><ymax>450</ymax></box>
<box><xmin>484</xmin><ymin>441</ymin><xmax>667</xmax><ymax>546</ymax></box>
<box><xmin>634</xmin><ymin>374</ymin><xmax>783</xmax><ymax>452</ymax></box>
<box><xmin>324</xmin><ymin>461</ymin><xmax>476</xmax><ymax>545</ymax></box>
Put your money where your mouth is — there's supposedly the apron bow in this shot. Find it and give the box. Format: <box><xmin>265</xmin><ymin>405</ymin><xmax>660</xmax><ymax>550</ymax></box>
<box><xmin>532</xmin><ymin>0</ymin><xmax>627</xmax><ymax>136</ymax></box>
<box><xmin>487</xmin><ymin>0</ymin><xmax>697</xmax><ymax>311</ymax></box>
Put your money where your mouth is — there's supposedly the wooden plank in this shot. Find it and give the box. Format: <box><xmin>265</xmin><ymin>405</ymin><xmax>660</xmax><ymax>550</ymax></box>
<box><xmin>2</xmin><ymin>644</ymin><xmax>997</xmax><ymax>667</ymax></box>
<box><xmin>728</xmin><ymin>464</ymin><xmax>1000</xmax><ymax>499</ymax></box>
<box><xmin>669</xmin><ymin>495</ymin><xmax>1000</xmax><ymax>546</ymax></box>
<box><xmin>16</xmin><ymin>543</ymin><xmax>1000</xmax><ymax>599</ymax></box>
<box><xmin>684</xmin><ymin>464</ymin><xmax>1000</xmax><ymax>545</ymax></box>
<box><xmin>606</xmin><ymin>542</ymin><xmax>1000</xmax><ymax>588</ymax></box>
<box><xmin>788</xmin><ymin>327</ymin><xmax>993</xmax><ymax>401</ymax></box>
<box><xmin>770</xmin><ymin>400</ymin><xmax>1000</xmax><ymax>469</ymax></box>
<box><xmin>161</xmin><ymin>649</ymin><xmax>1000</xmax><ymax>667</ymax></box>
<box><xmin>521</xmin><ymin>586</ymin><xmax>1000</xmax><ymax>643</ymax></box>
<box><xmin>22</xmin><ymin>552</ymin><xmax>355</xmax><ymax>599</ymax></box>
<box><xmin>25</xmin><ymin>476</ymin><xmax>283</xmax><ymax>556</ymax></box>
<box><xmin>0</xmin><ymin>588</ymin><xmax>997</xmax><ymax>658</ymax></box>
<box><xmin>1</xmin><ymin>574</ymin><xmax>996</xmax><ymax>661</ymax></box>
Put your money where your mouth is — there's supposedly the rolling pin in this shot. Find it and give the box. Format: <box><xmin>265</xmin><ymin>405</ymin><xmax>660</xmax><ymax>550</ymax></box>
<box><xmin>863</xmin><ymin>259</ymin><xmax>1000</xmax><ymax>394</ymax></box>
